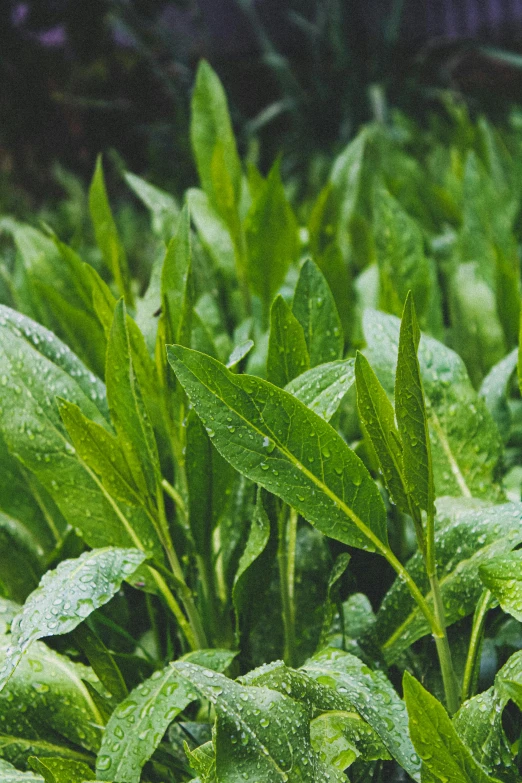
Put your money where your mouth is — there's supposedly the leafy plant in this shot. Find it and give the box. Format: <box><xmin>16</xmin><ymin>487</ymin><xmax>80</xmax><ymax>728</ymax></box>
<box><xmin>1</xmin><ymin>60</ymin><xmax>522</xmax><ymax>782</ymax></box>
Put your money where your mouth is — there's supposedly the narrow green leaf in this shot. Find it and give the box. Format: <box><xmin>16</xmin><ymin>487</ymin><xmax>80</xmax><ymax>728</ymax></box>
<box><xmin>58</xmin><ymin>399</ymin><xmax>140</xmax><ymax>507</ymax></box>
<box><xmin>96</xmin><ymin>649</ymin><xmax>235</xmax><ymax>783</ymax></box>
<box><xmin>191</xmin><ymin>61</ymin><xmax>241</xmax><ymax>210</ymax></box>
<box><xmin>186</xmin><ymin>188</ymin><xmax>236</xmax><ymax>277</ymax></box>
<box><xmin>0</xmin><ymin>511</ymin><xmax>43</xmax><ymax>603</ymax></box>
<box><xmin>395</xmin><ymin>292</ymin><xmax>434</xmax><ymax>513</ymax></box>
<box><xmin>89</xmin><ymin>156</ymin><xmax>132</xmax><ymax>306</ymax></box>
<box><xmin>29</xmin><ymin>757</ymin><xmax>95</xmax><ymax>783</ymax></box>
<box><xmin>0</xmin><ymin>638</ymin><xmax>103</xmax><ymax>764</ymax></box>
<box><xmin>292</xmin><ymin>260</ymin><xmax>343</xmax><ymax>367</ymax></box>
<box><xmin>226</xmin><ymin>339</ymin><xmax>253</xmax><ymax>369</ymax></box>
<box><xmin>285</xmin><ymin>359</ymin><xmax>355</xmax><ymax>422</ymax></box>
<box><xmin>404</xmin><ymin>672</ymin><xmax>499</xmax><ymax>783</ymax></box>
<box><xmin>363</xmin><ymin>309</ymin><xmax>503</xmax><ymax>501</ymax></box>
<box><xmin>267</xmin><ymin>295</ymin><xmax>309</xmax><ymax>387</ymax></box>
<box><xmin>167</xmin><ymin>346</ymin><xmax>387</xmax><ymax>552</ymax></box>
<box><xmin>0</xmin><ymin>759</ymin><xmax>43</xmax><ymax>781</ymax></box>
<box><xmin>328</xmin><ymin>130</ymin><xmax>368</xmax><ymax>259</ymax></box>
<box><xmin>161</xmin><ymin>205</ymin><xmax>193</xmax><ymax>348</ymax></box>
<box><xmin>106</xmin><ymin>299</ymin><xmax>161</xmax><ymax>501</ymax></box>
<box><xmin>245</xmin><ymin>162</ymin><xmax>298</xmax><ymax>313</ymax></box>
<box><xmin>374</xmin><ymin>500</ymin><xmax>522</xmax><ymax>663</ymax></box>
<box><xmin>173</xmin><ymin>661</ymin><xmax>321</xmax><ymax>782</ymax></box>
<box><xmin>355</xmin><ymin>352</ymin><xmax>409</xmax><ymax>513</ymax></box>
<box><xmin>72</xmin><ymin>623</ymin><xmax>128</xmax><ymax>703</ymax></box>
<box><xmin>233</xmin><ymin>490</ymin><xmax>274</xmax><ymax>639</ymax></box>
<box><xmin>479</xmin><ymin>550</ymin><xmax>522</xmax><ymax>620</ymax></box>
<box><xmin>0</xmin><ymin>548</ymin><xmax>145</xmax><ymax>690</ymax></box>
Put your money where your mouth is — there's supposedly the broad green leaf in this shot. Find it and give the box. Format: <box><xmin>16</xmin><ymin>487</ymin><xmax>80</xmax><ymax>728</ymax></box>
<box><xmin>245</xmin><ymin>162</ymin><xmax>298</xmax><ymax>313</ymax></box>
<box><xmin>233</xmin><ymin>490</ymin><xmax>274</xmax><ymax>639</ymax></box>
<box><xmin>0</xmin><ymin>638</ymin><xmax>103</xmax><ymax>766</ymax></box>
<box><xmin>161</xmin><ymin>205</ymin><xmax>193</xmax><ymax>347</ymax></box>
<box><xmin>167</xmin><ymin>346</ymin><xmax>388</xmax><ymax>551</ymax></box>
<box><xmin>191</xmin><ymin>61</ymin><xmax>241</xmax><ymax>210</ymax></box>
<box><xmin>173</xmin><ymin>661</ymin><xmax>321</xmax><ymax>782</ymax></box>
<box><xmin>29</xmin><ymin>757</ymin><xmax>95</xmax><ymax>783</ymax></box>
<box><xmin>404</xmin><ymin>672</ymin><xmax>498</xmax><ymax>783</ymax></box>
<box><xmin>292</xmin><ymin>260</ymin><xmax>343</xmax><ymax>367</ymax></box>
<box><xmin>124</xmin><ymin>171</ymin><xmax>179</xmax><ymax>240</ymax></box>
<box><xmin>0</xmin><ymin>312</ymin><xmax>162</xmax><ymax>560</ymax></box>
<box><xmin>0</xmin><ymin>511</ymin><xmax>42</xmax><ymax>603</ymax></box>
<box><xmin>355</xmin><ymin>352</ymin><xmax>409</xmax><ymax>512</ymax></box>
<box><xmin>0</xmin><ymin>759</ymin><xmax>43</xmax><ymax>781</ymax></box>
<box><xmin>186</xmin><ymin>189</ymin><xmax>236</xmax><ymax>277</ymax></box>
<box><xmin>0</xmin><ymin>305</ymin><xmax>107</xmax><ymax>418</ymax></box>
<box><xmin>480</xmin><ymin>348</ymin><xmax>517</xmax><ymax>442</ymax></box>
<box><xmin>96</xmin><ymin>649</ymin><xmax>235</xmax><ymax>783</ymax></box>
<box><xmin>363</xmin><ymin>309</ymin><xmax>503</xmax><ymax>500</ymax></box>
<box><xmin>479</xmin><ymin>550</ymin><xmax>522</xmax><ymax>620</ymax></box>
<box><xmin>106</xmin><ymin>299</ymin><xmax>161</xmax><ymax>501</ymax></box>
<box><xmin>285</xmin><ymin>359</ymin><xmax>355</xmax><ymax>422</ymax></box>
<box><xmin>267</xmin><ymin>295</ymin><xmax>309</xmax><ymax>387</ymax></box>
<box><xmin>395</xmin><ymin>292</ymin><xmax>434</xmax><ymax>513</ymax></box>
<box><xmin>302</xmin><ymin>649</ymin><xmax>420</xmax><ymax>779</ymax></box>
<box><xmin>57</xmin><ymin>399</ymin><xmax>140</xmax><ymax>507</ymax></box>
<box><xmin>373</xmin><ymin>186</ymin><xmax>441</xmax><ymax>334</ymax></box>
<box><xmin>0</xmin><ymin>548</ymin><xmax>146</xmax><ymax>690</ymax></box>
<box><xmin>186</xmin><ymin>741</ymin><xmax>215</xmax><ymax>782</ymax></box>
<box><xmin>89</xmin><ymin>156</ymin><xmax>132</xmax><ymax>306</ymax></box>
<box><xmin>374</xmin><ymin>500</ymin><xmax>522</xmax><ymax>662</ymax></box>
<box><xmin>310</xmin><ymin>710</ymin><xmax>390</xmax><ymax>773</ymax></box>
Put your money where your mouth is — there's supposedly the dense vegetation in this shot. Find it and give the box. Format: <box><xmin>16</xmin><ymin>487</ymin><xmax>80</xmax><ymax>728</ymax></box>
<box><xmin>1</xmin><ymin>60</ymin><xmax>522</xmax><ymax>781</ymax></box>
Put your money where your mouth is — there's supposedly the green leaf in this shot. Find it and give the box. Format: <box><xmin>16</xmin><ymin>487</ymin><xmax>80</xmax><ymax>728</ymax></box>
<box><xmin>72</xmin><ymin>623</ymin><xmax>128</xmax><ymax>702</ymax></box>
<box><xmin>480</xmin><ymin>348</ymin><xmax>517</xmax><ymax>442</ymax></box>
<box><xmin>173</xmin><ymin>661</ymin><xmax>321</xmax><ymax>782</ymax></box>
<box><xmin>0</xmin><ymin>548</ymin><xmax>146</xmax><ymax>690</ymax></box>
<box><xmin>373</xmin><ymin>186</ymin><xmax>441</xmax><ymax>334</ymax></box>
<box><xmin>292</xmin><ymin>260</ymin><xmax>343</xmax><ymax>367</ymax></box>
<box><xmin>285</xmin><ymin>359</ymin><xmax>355</xmax><ymax>422</ymax></box>
<box><xmin>233</xmin><ymin>490</ymin><xmax>274</xmax><ymax>640</ymax></box>
<box><xmin>267</xmin><ymin>295</ymin><xmax>309</xmax><ymax>387</ymax></box>
<box><xmin>404</xmin><ymin>671</ymin><xmax>499</xmax><ymax>783</ymax></box>
<box><xmin>374</xmin><ymin>500</ymin><xmax>522</xmax><ymax>662</ymax></box>
<box><xmin>0</xmin><ymin>638</ymin><xmax>103</xmax><ymax>766</ymax></box>
<box><xmin>96</xmin><ymin>649</ymin><xmax>235</xmax><ymax>783</ymax></box>
<box><xmin>191</xmin><ymin>61</ymin><xmax>241</xmax><ymax>211</ymax></box>
<box><xmin>0</xmin><ymin>599</ymin><xmax>19</xmax><ymax>636</ymax></box>
<box><xmin>167</xmin><ymin>346</ymin><xmax>387</xmax><ymax>552</ymax></box>
<box><xmin>317</xmin><ymin>555</ymin><xmax>351</xmax><ymax>651</ymax></box>
<box><xmin>395</xmin><ymin>292</ymin><xmax>434</xmax><ymax>513</ymax></box>
<box><xmin>479</xmin><ymin>550</ymin><xmax>522</xmax><ymax>621</ymax></box>
<box><xmin>28</xmin><ymin>757</ymin><xmax>95</xmax><ymax>783</ymax></box>
<box><xmin>124</xmin><ymin>171</ymin><xmax>179</xmax><ymax>240</ymax></box>
<box><xmin>363</xmin><ymin>309</ymin><xmax>503</xmax><ymax>501</ymax></box>
<box><xmin>245</xmin><ymin>162</ymin><xmax>298</xmax><ymax>313</ymax></box>
<box><xmin>226</xmin><ymin>339</ymin><xmax>253</xmax><ymax>369</ymax></box>
<box><xmin>161</xmin><ymin>205</ymin><xmax>193</xmax><ymax>348</ymax></box>
<box><xmin>57</xmin><ymin>399</ymin><xmax>141</xmax><ymax>508</ymax></box>
<box><xmin>89</xmin><ymin>156</ymin><xmax>132</xmax><ymax>306</ymax></box>
<box><xmin>355</xmin><ymin>351</ymin><xmax>409</xmax><ymax>513</ymax></box>
<box><xmin>328</xmin><ymin>130</ymin><xmax>368</xmax><ymax>259</ymax></box>
<box><xmin>0</xmin><ymin>511</ymin><xmax>43</xmax><ymax>603</ymax></box>
<box><xmin>310</xmin><ymin>710</ymin><xmax>390</xmax><ymax>772</ymax></box>
<box><xmin>106</xmin><ymin>299</ymin><xmax>161</xmax><ymax>502</ymax></box>
<box><xmin>0</xmin><ymin>759</ymin><xmax>43</xmax><ymax>781</ymax></box>
<box><xmin>186</xmin><ymin>189</ymin><xmax>236</xmax><ymax>278</ymax></box>
<box><xmin>302</xmin><ymin>648</ymin><xmax>420</xmax><ymax>779</ymax></box>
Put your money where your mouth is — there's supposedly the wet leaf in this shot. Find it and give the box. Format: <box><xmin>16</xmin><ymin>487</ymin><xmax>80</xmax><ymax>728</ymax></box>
<box><xmin>167</xmin><ymin>346</ymin><xmax>388</xmax><ymax>551</ymax></box>
<box><xmin>0</xmin><ymin>548</ymin><xmax>146</xmax><ymax>690</ymax></box>
<box><xmin>0</xmin><ymin>759</ymin><xmax>43</xmax><ymax>781</ymax></box>
<box><xmin>286</xmin><ymin>359</ymin><xmax>355</xmax><ymax>422</ymax></box>
<box><xmin>480</xmin><ymin>348</ymin><xmax>517</xmax><ymax>442</ymax></box>
<box><xmin>28</xmin><ymin>757</ymin><xmax>95</xmax><ymax>783</ymax></box>
<box><xmin>292</xmin><ymin>260</ymin><xmax>343</xmax><ymax>367</ymax></box>
<box><xmin>96</xmin><ymin>649</ymin><xmax>235</xmax><ymax>783</ymax></box>
<box><xmin>479</xmin><ymin>550</ymin><xmax>522</xmax><ymax>621</ymax></box>
<box><xmin>267</xmin><ymin>295</ymin><xmax>309</xmax><ymax>387</ymax></box>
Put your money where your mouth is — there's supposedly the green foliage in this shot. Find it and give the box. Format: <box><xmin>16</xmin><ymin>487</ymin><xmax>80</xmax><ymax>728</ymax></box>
<box><xmin>2</xmin><ymin>60</ymin><xmax>522</xmax><ymax>781</ymax></box>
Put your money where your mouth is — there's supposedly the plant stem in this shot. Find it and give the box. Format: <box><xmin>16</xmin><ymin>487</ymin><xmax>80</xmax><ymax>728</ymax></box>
<box><xmin>148</xmin><ymin>567</ymin><xmax>197</xmax><ymax>650</ymax></box>
<box><xmin>277</xmin><ymin>505</ymin><xmax>296</xmax><ymax>667</ymax></box>
<box><xmin>425</xmin><ymin>506</ymin><xmax>460</xmax><ymax>715</ymax></box>
<box><xmin>462</xmin><ymin>589</ymin><xmax>492</xmax><ymax>703</ymax></box>
<box><xmin>161</xmin><ymin>477</ymin><xmax>187</xmax><ymax>518</ymax></box>
<box><xmin>286</xmin><ymin>508</ymin><xmax>298</xmax><ymax>632</ymax></box>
